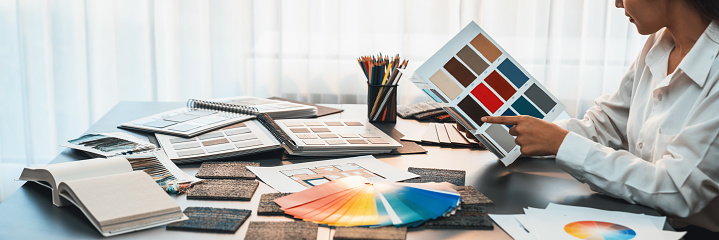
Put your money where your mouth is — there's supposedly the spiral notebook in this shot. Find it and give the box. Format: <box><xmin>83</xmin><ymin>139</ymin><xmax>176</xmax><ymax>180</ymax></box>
<box><xmin>119</xmin><ymin>97</ymin><xmax>317</xmax><ymax>138</ymax></box>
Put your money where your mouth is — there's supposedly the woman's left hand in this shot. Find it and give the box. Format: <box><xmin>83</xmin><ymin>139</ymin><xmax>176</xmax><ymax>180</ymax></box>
<box><xmin>481</xmin><ymin>115</ymin><xmax>570</xmax><ymax>156</ymax></box>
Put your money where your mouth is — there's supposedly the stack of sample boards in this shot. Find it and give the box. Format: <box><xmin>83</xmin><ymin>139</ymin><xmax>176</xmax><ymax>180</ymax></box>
<box><xmin>397</xmin><ymin>101</ymin><xmax>452</xmax><ymax>121</ymax></box>
<box><xmin>401</xmin><ymin>122</ymin><xmax>480</xmax><ymax>147</ymax></box>
<box><xmin>410</xmin><ymin>21</ymin><xmax>565</xmax><ymax>165</ymax></box>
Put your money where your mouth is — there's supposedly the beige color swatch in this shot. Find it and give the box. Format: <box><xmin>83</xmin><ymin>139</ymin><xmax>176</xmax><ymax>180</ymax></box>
<box><xmin>429</xmin><ymin>70</ymin><xmax>463</xmax><ymax>100</ymax></box>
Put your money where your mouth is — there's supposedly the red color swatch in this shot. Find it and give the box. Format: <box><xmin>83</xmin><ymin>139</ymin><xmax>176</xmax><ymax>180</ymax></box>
<box><xmin>471</xmin><ymin>83</ymin><xmax>503</xmax><ymax>113</ymax></box>
<box><xmin>485</xmin><ymin>71</ymin><xmax>516</xmax><ymax>101</ymax></box>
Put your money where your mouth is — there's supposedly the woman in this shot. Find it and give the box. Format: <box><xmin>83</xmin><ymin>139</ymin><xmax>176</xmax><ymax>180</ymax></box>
<box><xmin>481</xmin><ymin>0</ymin><xmax>719</xmax><ymax>233</ymax></box>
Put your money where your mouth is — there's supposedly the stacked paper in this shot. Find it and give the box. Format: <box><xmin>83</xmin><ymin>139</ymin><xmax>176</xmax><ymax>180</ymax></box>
<box><xmin>274</xmin><ymin>176</ymin><xmax>461</xmax><ymax>227</ymax></box>
<box><xmin>489</xmin><ymin>203</ymin><xmax>686</xmax><ymax>240</ymax></box>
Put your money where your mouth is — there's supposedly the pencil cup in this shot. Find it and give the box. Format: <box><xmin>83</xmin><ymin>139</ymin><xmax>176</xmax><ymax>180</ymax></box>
<box><xmin>367</xmin><ymin>83</ymin><xmax>398</xmax><ymax>122</ymax></box>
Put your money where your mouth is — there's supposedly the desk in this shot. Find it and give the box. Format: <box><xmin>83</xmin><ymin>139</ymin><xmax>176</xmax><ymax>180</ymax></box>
<box><xmin>0</xmin><ymin>102</ymin><xmax>667</xmax><ymax>239</ymax></box>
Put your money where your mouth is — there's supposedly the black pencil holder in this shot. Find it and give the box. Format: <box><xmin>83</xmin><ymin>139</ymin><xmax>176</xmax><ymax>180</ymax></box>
<box><xmin>367</xmin><ymin>83</ymin><xmax>398</xmax><ymax>122</ymax></box>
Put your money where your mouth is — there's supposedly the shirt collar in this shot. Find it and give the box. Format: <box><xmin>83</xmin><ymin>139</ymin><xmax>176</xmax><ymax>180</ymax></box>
<box><xmin>644</xmin><ymin>21</ymin><xmax>719</xmax><ymax>88</ymax></box>
<box><xmin>678</xmin><ymin>21</ymin><xmax>719</xmax><ymax>87</ymax></box>
<box><xmin>645</xmin><ymin>29</ymin><xmax>673</xmax><ymax>83</ymax></box>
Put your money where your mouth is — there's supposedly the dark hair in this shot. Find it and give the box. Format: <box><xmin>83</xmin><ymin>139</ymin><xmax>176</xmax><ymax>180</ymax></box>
<box><xmin>686</xmin><ymin>0</ymin><xmax>719</xmax><ymax>22</ymax></box>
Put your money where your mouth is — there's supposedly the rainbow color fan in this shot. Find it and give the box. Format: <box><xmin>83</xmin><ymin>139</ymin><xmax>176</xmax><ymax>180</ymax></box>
<box><xmin>274</xmin><ymin>176</ymin><xmax>461</xmax><ymax>227</ymax></box>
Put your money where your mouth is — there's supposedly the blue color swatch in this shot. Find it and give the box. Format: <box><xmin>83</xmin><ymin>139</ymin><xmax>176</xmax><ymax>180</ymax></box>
<box><xmin>497</xmin><ymin>59</ymin><xmax>529</xmax><ymax>88</ymax></box>
<box><xmin>511</xmin><ymin>96</ymin><xmax>543</xmax><ymax>119</ymax></box>
<box><xmin>501</xmin><ymin>108</ymin><xmax>517</xmax><ymax>129</ymax></box>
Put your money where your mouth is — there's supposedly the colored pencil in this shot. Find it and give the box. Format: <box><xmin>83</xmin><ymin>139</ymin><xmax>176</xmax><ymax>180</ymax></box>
<box><xmin>356</xmin><ymin>54</ymin><xmax>407</xmax><ymax>122</ymax></box>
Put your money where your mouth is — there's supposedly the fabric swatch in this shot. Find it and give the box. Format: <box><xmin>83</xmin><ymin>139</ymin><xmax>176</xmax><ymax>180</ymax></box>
<box><xmin>333</xmin><ymin>226</ymin><xmax>407</xmax><ymax>240</ymax></box>
<box><xmin>166</xmin><ymin>207</ymin><xmax>251</xmax><ymax>233</ymax></box>
<box><xmin>257</xmin><ymin>193</ymin><xmax>292</xmax><ymax>216</ymax></box>
<box><xmin>195</xmin><ymin>161</ymin><xmax>260</xmax><ymax>179</ymax></box>
<box><xmin>187</xmin><ymin>179</ymin><xmax>259</xmax><ymax>201</ymax></box>
<box><xmin>403</xmin><ymin>167</ymin><xmax>466</xmax><ymax>186</ymax></box>
<box><xmin>243</xmin><ymin>221</ymin><xmax>318</xmax><ymax>240</ymax></box>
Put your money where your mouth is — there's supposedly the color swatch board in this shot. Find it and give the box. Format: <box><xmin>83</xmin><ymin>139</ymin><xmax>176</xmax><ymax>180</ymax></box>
<box><xmin>410</xmin><ymin>21</ymin><xmax>565</xmax><ymax>165</ymax></box>
<box><xmin>156</xmin><ymin>120</ymin><xmax>281</xmax><ymax>164</ymax></box>
<box><xmin>275</xmin><ymin>119</ymin><xmax>403</xmax><ymax>156</ymax></box>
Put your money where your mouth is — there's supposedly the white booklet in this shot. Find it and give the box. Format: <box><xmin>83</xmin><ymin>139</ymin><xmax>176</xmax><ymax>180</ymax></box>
<box><xmin>247</xmin><ymin>155</ymin><xmax>418</xmax><ymax>192</ymax></box>
<box><xmin>410</xmin><ymin>21</ymin><xmax>565</xmax><ymax>165</ymax></box>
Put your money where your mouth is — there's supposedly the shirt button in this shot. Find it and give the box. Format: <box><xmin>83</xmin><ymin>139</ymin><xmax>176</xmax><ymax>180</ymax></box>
<box><xmin>638</xmin><ymin>142</ymin><xmax>643</xmax><ymax>149</ymax></box>
<box><xmin>658</xmin><ymin>94</ymin><xmax>663</xmax><ymax>101</ymax></box>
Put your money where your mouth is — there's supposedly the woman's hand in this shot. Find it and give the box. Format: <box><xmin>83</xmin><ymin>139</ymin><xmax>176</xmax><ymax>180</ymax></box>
<box><xmin>481</xmin><ymin>115</ymin><xmax>570</xmax><ymax>156</ymax></box>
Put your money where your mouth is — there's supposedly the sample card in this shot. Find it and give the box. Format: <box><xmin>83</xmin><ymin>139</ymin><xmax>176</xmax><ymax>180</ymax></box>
<box><xmin>411</xmin><ymin>21</ymin><xmax>565</xmax><ymax>165</ymax></box>
<box><xmin>246</xmin><ymin>155</ymin><xmax>418</xmax><ymax>192</ymax></box>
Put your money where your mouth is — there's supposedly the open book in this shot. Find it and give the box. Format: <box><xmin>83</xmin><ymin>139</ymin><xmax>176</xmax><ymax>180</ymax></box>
<box><xmin>18</xmin><ymin>157</ymin><xmax>187</xmax><ymax>237</ymax></box>
<box><xmin>119</xmin><ymin>96</ymin><xmax>318</xmax><ymax>138</ymax></box>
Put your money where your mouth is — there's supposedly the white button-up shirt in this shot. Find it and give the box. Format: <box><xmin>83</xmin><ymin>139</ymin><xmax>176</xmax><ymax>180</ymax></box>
<box><xmin>555</xmin><ymin>21</ymin><xmax>719</xmax><ymax>231</ymax></box>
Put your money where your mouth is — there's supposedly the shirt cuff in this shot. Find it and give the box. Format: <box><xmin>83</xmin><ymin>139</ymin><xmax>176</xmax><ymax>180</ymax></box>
<box><xmin>553</xmin><ymin>119</ymin><xmax>569</xmax><ymax>130</ymax></box>
<box><xmin>556</xmin><ymin>131</ymin><xmax>595</xmax><ymax>182</ymax></box>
